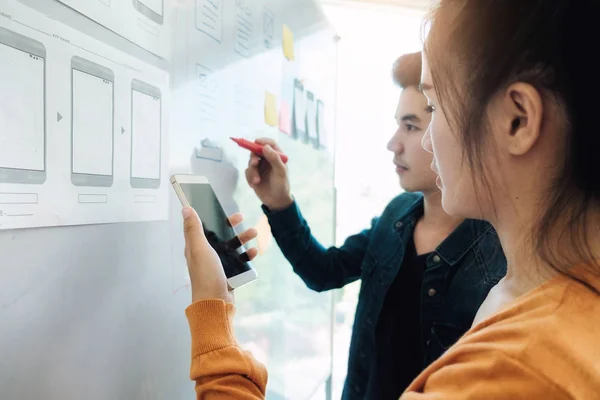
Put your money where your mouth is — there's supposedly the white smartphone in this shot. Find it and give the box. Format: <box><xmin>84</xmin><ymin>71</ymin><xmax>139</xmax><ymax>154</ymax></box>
<box><xmin>171</xmin><ymin>174</ymin><xmax>258</xmax><ymax>289</ymax></box>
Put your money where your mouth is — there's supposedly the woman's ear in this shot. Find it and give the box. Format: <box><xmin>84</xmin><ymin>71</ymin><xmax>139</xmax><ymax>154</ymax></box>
<box><xmin>500</xmin><ymin>82</ymin><xmax>544</xmax><ymax>156</ymax></box>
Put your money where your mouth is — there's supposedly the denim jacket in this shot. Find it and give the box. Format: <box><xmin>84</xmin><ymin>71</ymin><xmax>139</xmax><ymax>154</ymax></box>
<box><xmin>264</xmin><ymin>192</ymin><xmax>506</xmax><ymax>399</ymax></box>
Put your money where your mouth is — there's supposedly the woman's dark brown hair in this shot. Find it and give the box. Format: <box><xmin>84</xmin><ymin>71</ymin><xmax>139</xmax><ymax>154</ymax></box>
<box><xmin>424</xmin><ymin>1</ymin><xmax>600</xmax><ymax>281</ymax></box>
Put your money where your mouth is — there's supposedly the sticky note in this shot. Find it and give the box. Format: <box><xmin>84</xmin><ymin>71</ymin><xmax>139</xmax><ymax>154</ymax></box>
<box><xmin>279</xmin><ymin>101</ymin><xmax>291</xmax><ymax>135</ymax></box>
<box><xmin>264</xmin><ymin>91</ymin><xmax>278</xmax><ymax>127</ymax></box>
<box><xmin>282</xmin><ymin>24</ymin><xmax>295</xmax><ymax>61</ymax></box>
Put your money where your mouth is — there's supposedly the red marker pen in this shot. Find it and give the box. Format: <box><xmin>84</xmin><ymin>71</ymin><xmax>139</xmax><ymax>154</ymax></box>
<box><xmin>230</xmin><ymin>137</ymin><xmax>289</xmax><ymax>164</ymax></box>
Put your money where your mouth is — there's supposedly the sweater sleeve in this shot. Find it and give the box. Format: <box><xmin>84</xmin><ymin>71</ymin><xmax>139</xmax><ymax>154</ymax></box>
<box><xmin>186</xmin><ymin>299</ymin><xmax>268</xmax><ymax>399</ymax></box>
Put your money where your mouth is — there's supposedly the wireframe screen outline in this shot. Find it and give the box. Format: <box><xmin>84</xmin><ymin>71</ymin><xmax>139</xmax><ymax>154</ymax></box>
<box><xmin>0</xmin><ymin>27</ymin><xmax>46</xmax><ymax>185</ymax></box>
<box><xmin>130</xmin><ymin>79</ymin><xmax>162</xmax><ymax>189</ymax></box>
<box><xmin>71</xmin><ymin>56</ymin><xmax>115</xmax><ymax>187</ymax></box>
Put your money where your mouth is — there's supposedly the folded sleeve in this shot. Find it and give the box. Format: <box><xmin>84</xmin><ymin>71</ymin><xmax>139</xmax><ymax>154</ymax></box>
<box><xmin>186</xmin><ymin>299</ymin><xmax>268</xmax><ymax>399</ymax></box>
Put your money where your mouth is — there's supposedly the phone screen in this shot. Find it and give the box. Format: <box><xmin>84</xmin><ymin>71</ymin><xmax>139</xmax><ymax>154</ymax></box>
<box><xmin>179</xmin><ymin>182</ymin><xmax>253</xmax><ymax>279</ymax></box>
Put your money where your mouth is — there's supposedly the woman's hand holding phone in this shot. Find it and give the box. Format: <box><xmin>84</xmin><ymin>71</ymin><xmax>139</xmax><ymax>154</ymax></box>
<box><xmin>182</xmin><ymin>207</ymin><xmax>258</xmax><ymax>303</ymax></box>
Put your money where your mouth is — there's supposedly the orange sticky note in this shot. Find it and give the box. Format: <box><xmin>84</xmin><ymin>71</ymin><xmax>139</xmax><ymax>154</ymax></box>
<box><xmin>264</xmin><ymin>91</ymin><xmax>278</xmax><ymax>127</ymax></box>
<box><xmin>282</xmin><ymin>24</ymin><xmax>294</xmax><ymax>61</ymax></box>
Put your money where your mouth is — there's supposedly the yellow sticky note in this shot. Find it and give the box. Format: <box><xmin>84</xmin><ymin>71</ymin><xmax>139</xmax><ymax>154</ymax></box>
<box><xmin>282</xmin><ymin>24</ymin><xmax>294</xmax><ymax>61</ymax></box>
<box><xmin>264</xmin><ymin>91</ymin><xmax>278</xmax><ymax>127</ymax></box>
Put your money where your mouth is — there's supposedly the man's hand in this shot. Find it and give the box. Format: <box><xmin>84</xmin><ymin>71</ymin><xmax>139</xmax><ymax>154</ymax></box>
<box><xmin>245</xmin><ymin>138</ymin><xmax>294</xmax><ymax>212</ymax></box>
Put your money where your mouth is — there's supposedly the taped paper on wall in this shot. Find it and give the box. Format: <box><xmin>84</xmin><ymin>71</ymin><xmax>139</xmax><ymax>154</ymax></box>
<box><xmin>58</xmin><ymin>0</ymin><xmax>171</xmax><ymax>58</ymax></box>
<box><xmin>0</xmin><ymin>0</ymin><xmax>169</xmax><ymax>230</ymax></box>
<box><xmin>306</xmin><ymin>90</ymin><xmax>318</xmax><ymax>147</ymax></box>
<box><xmin>293</xmin><ymin>78</ymin><xmax>306</xmax><ymax>139</ymax></box>
<box><xmin>235</xmin><ymin>0</ymin><xmax>253</xmax><ymax>57</ymax></box>
<box><xmin>195</xmin><ymin>0</ymin><xmax>223</xmax><ymax>43</ymax></box>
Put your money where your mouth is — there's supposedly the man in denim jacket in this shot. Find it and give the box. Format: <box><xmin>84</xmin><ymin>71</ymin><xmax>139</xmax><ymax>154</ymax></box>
<box><xmin>245</xmin><ymin>52</ymin><xmax>506</xmax><ymax>400</ymax></box>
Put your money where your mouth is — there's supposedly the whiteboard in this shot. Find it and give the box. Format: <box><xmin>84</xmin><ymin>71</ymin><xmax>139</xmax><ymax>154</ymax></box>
<box><xmin>168</xmin><ymin>2</ymin><xmax>338</xmax><ymax>397</ymax></box>
<box><xmin>0</xmin><ymin>0</ymin><xmax>338</xmax><ymax>399</ymax></box>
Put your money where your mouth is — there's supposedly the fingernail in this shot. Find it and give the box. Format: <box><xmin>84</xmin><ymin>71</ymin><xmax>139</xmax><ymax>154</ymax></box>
<box><xmin>263</xmin><ymin>145</ymin><xmax>272</xmax><ymax>153</ymax></box>
<box><xmin>253</xmin><ymin>177</ymin><xmax>260</xmax><ymax>184</ymax></box>
<box><xmin>182</xmin><ymin>207</ymin><xmax>194</xmax><ymax>219</ymax></box>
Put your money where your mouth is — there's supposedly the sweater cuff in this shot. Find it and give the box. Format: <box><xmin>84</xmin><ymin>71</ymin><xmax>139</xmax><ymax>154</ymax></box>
<box><xmin>185</xmin><ymin>299</ymin><xmax>237</xmax><ymax>357</ymax></box>
<box><xmin>262</xmin><ymin>201</ymin><xmax>304</xmax><ymax>233</ymax></box>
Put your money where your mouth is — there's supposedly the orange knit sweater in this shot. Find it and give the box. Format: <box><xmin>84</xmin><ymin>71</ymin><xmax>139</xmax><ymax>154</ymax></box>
<box><xmin>186</xmin><ymin>272</ymin><xmax>600</xmax><ymax>399</ymax></box>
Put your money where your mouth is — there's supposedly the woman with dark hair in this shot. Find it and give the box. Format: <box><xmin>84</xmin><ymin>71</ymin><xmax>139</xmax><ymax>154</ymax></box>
<box><xmin>179</xmin><ymin>1</ymin><xmax>600</xmax><ymax>398</ymax></box>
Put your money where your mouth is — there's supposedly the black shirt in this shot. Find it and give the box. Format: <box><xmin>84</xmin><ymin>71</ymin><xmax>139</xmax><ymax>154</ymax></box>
<box><xmin>375</xmin><ymin>235</ymin><xmax>431</xmax><ymax>399</ymax></box>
